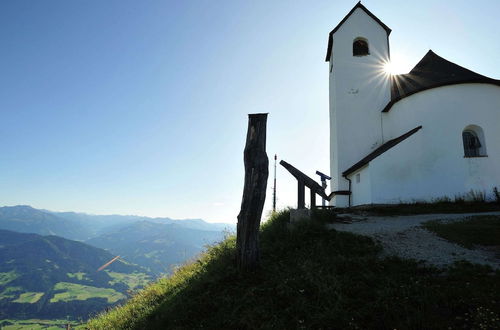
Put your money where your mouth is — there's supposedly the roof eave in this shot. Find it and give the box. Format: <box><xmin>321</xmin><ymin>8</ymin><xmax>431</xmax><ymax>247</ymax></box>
<box><xmin>383</xmin><ymin>80</ymin><xmax>500</xmax><ymax>113</ymax></box>
<box><xmin>342</xmin><ymin>126</ymin><xmax>423</xmax><ymax>177</ymax></box>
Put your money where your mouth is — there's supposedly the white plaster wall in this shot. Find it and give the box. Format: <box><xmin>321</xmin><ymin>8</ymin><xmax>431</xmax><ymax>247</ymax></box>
<box><xmin>349</xmin><ymin>165</ymin><xmax>372</xmax><ymax>205</ymax></box>
<box><xmin>329</xmin><ymin>8</ymin><xmax>391</xmax><ymax>207</ymax></box>
<box><xmin>369</xmin><ymin>131</ymin><xmax>429</xmax><ymax>203</ymax></box>
<box><xmin>371</xmin><ymin>84</ymin><xmax>500</xmax><ymax>203</ymax></box>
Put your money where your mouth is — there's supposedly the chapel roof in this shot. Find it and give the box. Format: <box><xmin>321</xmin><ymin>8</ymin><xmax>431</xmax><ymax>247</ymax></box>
<box><xmin>325</xmin><ymin>2</ymin><xmax>391</xmax><ymax>62</ymax></box>
<box><xmin>383</xmin><ymin>50</ymin><xmax>500</xmax><ymax>112</ymax></box>
<box><xmin>342</xmin><ymin>126</ymin><xmax>422</xmax><ymax>177</ymax></box>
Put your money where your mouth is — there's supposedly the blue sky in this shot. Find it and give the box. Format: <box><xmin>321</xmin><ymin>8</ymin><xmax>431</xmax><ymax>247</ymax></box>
<box><xmin>1</xmin><ymin>0</ymin><xmax>499</xmax><ymax>223</ymax></box>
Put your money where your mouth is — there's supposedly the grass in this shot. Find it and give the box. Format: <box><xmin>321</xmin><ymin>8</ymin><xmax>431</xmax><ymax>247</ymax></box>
<box><xmin>0</xmin><ymin>286</ymin><xmax>23</xmax><ymax>300</ymax></box>
<box><xmin>423</xmin><ymin>215</ymin><xmax>500</xmax><ymax>249</ymax></box>
<box><xmin>0</xmin><ymin>319</ymin><xmax>80</xmax><ymax>330</ymax></box>
<box><xmin>12</xmin><ymin>292</ymin><xmax>44</xmax><ymax>304</ymax></box>
<box><xmin>0</xmin><ymin>271</ymin><xmax>19</xmax><ymax>285</ymax></box>
<box><xmin>86</xmin><ymin>210</ymin><xmax>500</xmax><ymax>330</ymax></box>
<box><xmin>347</xmin><ymin>200</ymin><xmax>500</xmax><ymax>216</ymax></box>
<box><xmin>107</xmin><ymin>271</ymin><xmax>150</xmax><ymax>290</ymax></box>
<box><xmin>66</xmin><ymin>272</ymin><xmax>88</xmax><ymax>281</ymax></box>
<box><xmin>49</xmin><ymin>282</ymin><xmax>125</xmax><ymax>303</ymax></box>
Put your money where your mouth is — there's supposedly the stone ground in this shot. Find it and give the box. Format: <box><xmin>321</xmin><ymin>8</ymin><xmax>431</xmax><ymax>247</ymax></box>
<box><xmin>327</xmin><ymin>211</ymin><xmax>500</xmax><ymax>269</ymax></box>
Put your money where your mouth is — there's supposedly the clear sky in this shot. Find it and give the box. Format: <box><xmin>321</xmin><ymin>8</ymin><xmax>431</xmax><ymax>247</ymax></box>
<box><xmin>1</xmin><ymin>0</ymin><xmax>499</xmax><ymax>223</ymax></box>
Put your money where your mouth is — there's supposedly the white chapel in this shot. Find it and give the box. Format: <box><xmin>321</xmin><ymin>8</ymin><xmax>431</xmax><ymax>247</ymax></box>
<box><xmin>327</xmin><ymin>3</ymin><xmax>500</xmax><ymax>207</ymax></box>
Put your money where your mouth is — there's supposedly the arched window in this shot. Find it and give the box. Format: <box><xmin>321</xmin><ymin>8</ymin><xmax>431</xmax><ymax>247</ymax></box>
<box><xmin>353</xmin><ymin>38</ymin><xmax>369</xmax><ymax>56</ymax></box>
<box><xmin>462</xmin><ymin>125</ymin><xmax>487</xmax><ymax>157</ymax></box>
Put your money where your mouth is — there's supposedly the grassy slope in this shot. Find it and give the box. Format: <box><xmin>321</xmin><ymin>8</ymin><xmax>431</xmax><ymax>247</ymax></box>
<box><xmin>423</xmin><ymin>215</ymin><xmax>500</xmax><ymax>248</ymax></box>
<box><xmin>12</xmin><ymin>292</ymin><xmax>44</xmax><ymax>304</ymax></box>
<box><xmin>0</xmin><ymin>271</ymin><xmax>19</xmax><ymax>286</ymax></box>
<box><xmin>348</xmin><ymin>201</ymin><xmax>500</xmax><ymax>216</ymax></box>
<box><xmin>87</xmin><ymin>211</ymin><xmax>500</xmax><ymax>330</ymax></box>
<box><xmin>0</xmin><ymin>319</ymin><xmax>79</xmax><ymax>330</ymax></box>
<box><xmin>0</xmin><ymin>230</ymin><xmax>152</xmax><ymax>321</ymax></box>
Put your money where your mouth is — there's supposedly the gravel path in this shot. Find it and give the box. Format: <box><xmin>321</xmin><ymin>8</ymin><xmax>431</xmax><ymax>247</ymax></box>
<box><xmin>328</xmin><ymin>211</ymin><xmax>500</xmax><ymax>269</ymax></box>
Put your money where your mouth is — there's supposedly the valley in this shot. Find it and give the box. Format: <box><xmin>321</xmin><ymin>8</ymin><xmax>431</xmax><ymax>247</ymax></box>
<box><xmin>0</xmin><ymin>205</ymin><xmax>232</xmax><ymax>326</ymax></box>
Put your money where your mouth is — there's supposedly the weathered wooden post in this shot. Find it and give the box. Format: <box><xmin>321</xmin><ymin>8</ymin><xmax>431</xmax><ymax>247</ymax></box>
<box><xmin>297</xmin><ymin>180</ymin><xmax>305</xmax><ymax>209</ymax></box>
<box><xmin>310</xmin><ymin>191</ymin><xmax>316</xmax><ymax>209</ymax></box>
<box><xmin>237</xmin><ymin>113</ymin><xmax>269</xmax><ymax>272</ymax></box>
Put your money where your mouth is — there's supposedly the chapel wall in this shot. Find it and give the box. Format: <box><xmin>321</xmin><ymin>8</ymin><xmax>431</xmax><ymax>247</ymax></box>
<box><xmin>371</xmin><ymin>84</ymin><xmax>500</xmax><ymax>203</ymax></box>
<box><xmin>349</xmin><ymin>165</ymin><xmax>372</xmax><ymax>206</ymax></box>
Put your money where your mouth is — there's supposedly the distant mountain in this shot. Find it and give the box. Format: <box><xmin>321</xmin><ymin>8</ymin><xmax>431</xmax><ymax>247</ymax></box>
<box><xmin>49</xmin><ymin>210</ymin><xmax>233</xmax><ymax>235</ymax></box>
<box><xmin>45</xmin><ymin>211</ymin><xmax>152</xmax><ymax>238</ymax></box>
<box><xmin>0</xmin><ymin>205</ymin><xmax>234</xmax><ymax>280</ymax></box>
<box><xmin>155</xmin><ymin>218</ymin><xmax>231</xmax><ymax>232</ymax></box>
<box><xmin>86</xmin><ymin>221</ymin><xmax>226</xmax><ymax>275</ymax></box>
<box><xmin>0</xmin><ymin>205</ymin><xmax>233</xmax><ymax>241</ymax></box>
<box><xmin>0</xmin><ymin>206</ymin><xmax>92</xmax><ymax>240</ymax></box>
<box><xmin>0</xmin><ymin>229</ymin><xmax>151</xmax><ymax>320</ymax></box>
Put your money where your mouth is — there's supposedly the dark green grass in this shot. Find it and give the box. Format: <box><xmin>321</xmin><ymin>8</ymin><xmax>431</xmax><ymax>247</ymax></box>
<box><xmin>87</xmin><ymin>211</ymin><xmax>500</xmax><ymax>330</ymax></box>
<box><xmin>346</xmin><ymin>201</ymin><xmax>500</xmax><ymax>216</ymax></box>
<box><xmin>423</xmin><ymin>215</ymin><xmax>500</xmax><ymax>248</ymax></box>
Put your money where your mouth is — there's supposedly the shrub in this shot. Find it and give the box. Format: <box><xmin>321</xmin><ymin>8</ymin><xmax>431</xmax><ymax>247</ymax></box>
<box><xmin>493</xmin><ymin>187</ymin><xmax>500</xmax><ymax>204</ymax></box>
<box><xmin>454</xmin><ymin>194</ymin><xmax>466</xmax><ymax>204</ymax></box>
<box><xmin>465</xmin><ymin>190</ymin><xmax>486</xmax><ymax>203</ymax></box>
<box><xmin>432</xmin><ymin>196</ymin><xmax>452</xmax><ymax>203</ymax></box>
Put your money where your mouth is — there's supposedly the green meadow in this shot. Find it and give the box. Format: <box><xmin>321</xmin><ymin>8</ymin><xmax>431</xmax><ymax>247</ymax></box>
<box><xmin>107</xmin><ymin>271</ymin><xmax>150</xmax><ymax>290</ymax></box>
<box><xmin>0</xmin><ymin>319</ymin><xmax>80</xmax><ymax>330</ymax></box>
<box><xmin>0</xmin><ymin>287</ymin><xmax>23</xmax><ymax>300</ymax></box>
<box><xmin>66</xmin><ymin>272</ymin><xmax>89</xmax><ymax>281</ymax></box>
<box><xmin>12</xmin><ymin>292</ymin><xmax>44</xmax><ymax>304</ymax></box>
<box><xmin>50</xmin><ymin>282</ymin><xmax>125</xmax><ymax>304</ymax></box>
<box><xmin>0</xmin><ymin>271</ymin><xmax>18</xmax><ymax>286</ymax></box>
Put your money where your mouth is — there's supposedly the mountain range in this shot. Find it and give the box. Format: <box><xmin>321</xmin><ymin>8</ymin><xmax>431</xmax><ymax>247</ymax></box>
<box><xmin>0</xmin><ymin>205</ymin><xmax>233</xmax><ymax>321</ymax></box>
<box><xmin>0</xmin><ymin>205</ymin><xmax>232</xmax><ymax>240</ymax></box>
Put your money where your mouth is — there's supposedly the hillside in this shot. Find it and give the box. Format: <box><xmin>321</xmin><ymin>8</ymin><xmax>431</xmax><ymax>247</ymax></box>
<box><xmin>0</xmin><ymin>205</ymin><xmax>233</xmax><ymax>242</ymax></box>
<box><xmin>0</xmin><ymin>205</ymin><xmax>232</xmax><ymax>276</ymax></box>
<box><xmin>86</xmin><ymin>221</ymin><xmax>226</xmax><ymax>275</ymax></box>
<box><xmin>48</xmin><ymin>210</ymin><xmax>232</xmax><ymax>237</ymax></box>
<box><xmin>0</xmin><ymin>230</ymin><xmax>151</xmax><ymax>320</ymax></box>
<box><xmin>0</xmin><ymin>206</ymin><xmax>91</xmax><ymax>241</ymax></box>
<box><xmin>87</xmin><ymin>210</ymin><xmax>500</xmax><ymax>330</ymax></box>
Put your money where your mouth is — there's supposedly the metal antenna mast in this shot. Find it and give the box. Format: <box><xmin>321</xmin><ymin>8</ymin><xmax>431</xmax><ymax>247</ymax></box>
<box><xmin>273</xmin><ymin>154</ymin><xmax>277</xmax><ymax>212</ymax></box>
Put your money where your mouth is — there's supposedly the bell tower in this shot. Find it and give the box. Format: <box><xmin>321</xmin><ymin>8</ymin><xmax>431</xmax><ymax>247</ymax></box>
<box><xmin>326</xmin><ymin>2</ymin><xmax>392</xmax><ymax>206</ymax></box>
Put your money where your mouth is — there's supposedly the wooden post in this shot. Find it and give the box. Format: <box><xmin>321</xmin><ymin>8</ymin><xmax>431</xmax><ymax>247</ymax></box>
<box><xmin>237</xmin><ymin>113</ymin><xmax>269</xmax><ymax>272</ymax></box>
<box><xmin>297</xmin><ymin>180</ymin><xmax>305</xmax><ymax>209</ymax></box>
<box><xmin>310</xmin><ymin>190</ymin><xmax>316</xmax><ymax>209</ymax></box>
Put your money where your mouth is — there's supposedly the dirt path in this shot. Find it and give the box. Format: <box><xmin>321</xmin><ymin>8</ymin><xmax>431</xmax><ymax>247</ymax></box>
<box><xmin>327</xmin><ymin>211</ymin><xmax>500</xmax><ymax>269</ymax></box>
